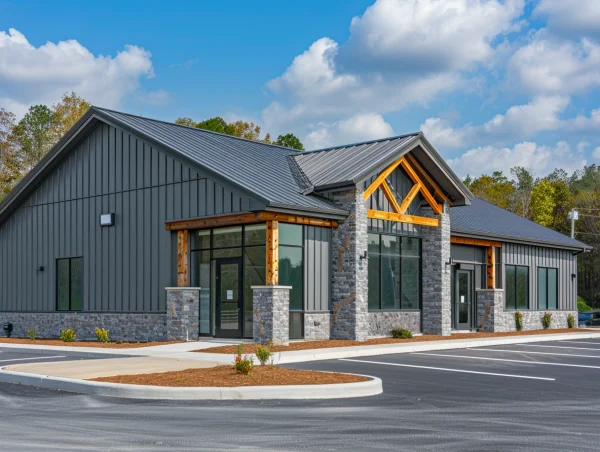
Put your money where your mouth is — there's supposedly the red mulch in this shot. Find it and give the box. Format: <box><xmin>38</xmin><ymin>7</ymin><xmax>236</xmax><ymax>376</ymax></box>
<box><xmin>0</xmin><ymin>338</ymin><xmax>182</xmax><ymax>348</ymax></box>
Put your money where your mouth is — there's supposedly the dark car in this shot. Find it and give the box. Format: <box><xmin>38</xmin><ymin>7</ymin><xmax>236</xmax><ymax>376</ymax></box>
<box><xmin>579</xmin><ymin>311</ymin><xmax>600</xmax><ymax>327</ymax></box>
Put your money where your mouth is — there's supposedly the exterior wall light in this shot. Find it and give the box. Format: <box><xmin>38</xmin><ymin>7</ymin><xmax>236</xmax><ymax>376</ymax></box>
<box><xmin>100</xmin><ymin>213</ymin><xmax>115</xmax><ymax>227</ymax></box>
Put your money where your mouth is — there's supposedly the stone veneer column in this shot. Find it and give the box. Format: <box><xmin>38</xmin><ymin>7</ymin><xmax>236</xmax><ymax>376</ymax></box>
<box><xmin>329</xmin><ymin>188</ymin><xmax>369</xmax><ymax>341</ymax></box>
<box><xmin>421</xmin><ymin>203</ymin><xmax>451</xmax><ymax>336</ymax></box>
<box><xmin>166</xmin><ymin>287</ymin><xmax>200</xmax><ymax>341</ymax></box>
<box><xmin>475</xmin><ymin>289</ymin><xmax>504</xmax><ymax>332</ymax></box>
<box><xmin>252</xmin><ymin>285</ymin><xmax>291</xmax><ymax>345</ymax></box>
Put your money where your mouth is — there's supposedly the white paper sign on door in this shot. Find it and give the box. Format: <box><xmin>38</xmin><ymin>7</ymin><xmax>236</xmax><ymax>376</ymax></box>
<box><xmin>460</xmin><ymin>295</ymin><xmax>465</xmax><ymax>303</ymax></box>
<box><xmin>227</xmin><ymin>290</ymin><xmax>233</xmax><ymax>300</ymax></box>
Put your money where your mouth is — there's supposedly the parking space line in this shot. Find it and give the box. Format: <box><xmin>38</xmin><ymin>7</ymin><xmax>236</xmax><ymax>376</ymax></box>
<box><xmin>0</xmin><ymin>355</ymin><xmax>65</xmax><ymax>363</ymax></box>
<box><xmin>521</xmin><ymin>344</ymin><xmax>600</xmax><ymax>351</ymax></box>
<box><xmin>413</xmin><ymin>352</ymin><xmax>600</xmax><ymax>370</ymax></box>
<box><xmin>339</xmin><ymin>358</ymin><xmax>555</xmax><ymax>381</ymax></box>
<box><xmin>559</xmin><ymin>341</ymin><xmax>600</xmax><ymax>345</ymax></box>
<box><xmin>467</xmin><ymin>348</ymin><xmax>600</xmax><ymax>358</ymax></box>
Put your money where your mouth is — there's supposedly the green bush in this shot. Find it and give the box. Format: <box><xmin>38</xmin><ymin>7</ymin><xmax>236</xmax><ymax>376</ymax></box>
<box><xmin>542</xmin><ymin>312</ymin><xmax>552</xmax><ymax>329</ymax></box>
<box><xmin>95</xmin><ymin>328</ymin><xmax>110</xmax><ymax>343</ymax></box>
<box><xmin>234</xmin><ymin>343</ymin><xmax>254</xmax><ymax>375</ymax></box>
<box><xmin>391</xmin><ymin>328</ymin><xmax>413</xmax><ymax>339</ymax></box>
<box><xmin>578</xmin><ymin>297</ymin><xmax>593</xmax><ymax>312</ymax></box>
<box><xmin>60</xmin><ymin>329</ymin><xmax>76</xmax><ymax>342</ymax></box>
<box><xmin>27</xmin><ymin>329</ymin><xmax>35</xmax><ymax>341</ymax></box>
<box><xmin>115</xmin><ymin>339</ymin><xmax>124</xmax><ymax>345</ymax></box>
<box><xmin>514</xmin><ymin>312</ymin><xmax>523</xmax><ymax>331</ymax></box>
<box><xmin>256</xmin><ymin>340</ymin><xmax>273</xmax><ymax>365</ymax></box>
<box><xmin>567</xmin><ymin>314</ymin><xmax>575</xmax><ymax>329</ymax></box>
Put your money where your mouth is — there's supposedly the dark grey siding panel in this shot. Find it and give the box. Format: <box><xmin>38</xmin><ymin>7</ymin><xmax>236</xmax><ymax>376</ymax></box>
<box><xmin>303</xmin><ymin>226</ymin><xmax>331</xmax><ymax>311</ymax></box>
<box><xmin>502</xmin><ymin>242</ymin><xmax>577</xmax><ymax>310</ymax></box>
<box><xmin>0</xmin><ymin>122</ymin><xmax>263</xmax><ymax>313</ymax></box>
<box><xmin>451</xmin><ymin>244</ymin><xmax>485</xmax><ymax>264</ymax></box>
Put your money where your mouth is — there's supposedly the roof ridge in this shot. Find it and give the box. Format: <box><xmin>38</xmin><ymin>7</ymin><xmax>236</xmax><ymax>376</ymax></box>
<box><xmin>92</xmin><ymin>106</ymin><xmax>303</xmax><ymax>154</ymax></box>
<box><xmin>299</xmin><ymin>131</ymin><xmax>422</xmax><ymax>155</ymax></box>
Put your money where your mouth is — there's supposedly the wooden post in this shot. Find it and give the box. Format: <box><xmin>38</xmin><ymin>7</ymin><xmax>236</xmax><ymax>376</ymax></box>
<box><xmin>266</xmin><ymin>220</ymin><xmax>279</xmax><ymax>285</ymax></box>
<box><xmin>177</xmin><ymin>230</ymin><xmax>189</xmax><ymax>287</ymax></box>
<box><xmin>486</xmin><ymin>246</ymin><xmax>495</xmax><ymax>289</ymax></box>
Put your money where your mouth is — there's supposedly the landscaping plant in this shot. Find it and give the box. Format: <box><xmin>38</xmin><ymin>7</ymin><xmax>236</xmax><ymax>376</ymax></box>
<box><xmin>514</xmin><ymin>311</ymin><xmax>523</xmax><ymax>331</ymax></box>
<box><xmin>567</xmin><ymin>314</ymin><xmax>575</xmax><ymax>329</ymax></box>
<box><xmin>60</xmin><ymin>329</ymin><xmax>76</xmax><ymax>342</ymax></box>
<box><xmin>27</xmin><ymin>329</ymin><xmax>35</xmax><ymax>341</ymax></box>
<box><xmin>390</xmin><ymin>328</ymin><xmax>413</xmax><ymax>339</ymax></box>
<box><xmin>234</xmin><ymin>343</ymin><xmax>254</xmax><ymax>375</ymax></box>
<box><xmin>578</xmin><ymin>297</ymin><xmax>592</xmax><ymax>312</ymax></box>
<box><xmin>255</xmin><ymin>340</ymin><xmax>273</xmax><ymax>365</ymax></box>
<box><xmin>542</xmin><ymin>312</ymin><xmax>552</xmax><ymax>329</ymax></box>
<box><xmin>95</xmin><ymin>328</ymin><xmax>110</xmax><ymax>343</ymax></box>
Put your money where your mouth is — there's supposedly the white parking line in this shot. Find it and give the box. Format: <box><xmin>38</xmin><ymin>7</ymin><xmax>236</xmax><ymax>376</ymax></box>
<box><xmin>521</xmin><ymin>344</ymin><xmax>600</xmax><ymax>351</ymax></box>
<box><xmin>0</xmin><ymin>355</ymin><xmax>65</xmax><ymax>363</ymax></box>
<box><xmin>413</xmin><ymin>352</ymin><xmax>600</xmax><ymax>370</ymax></box>
<box><xmin>559</xmin><ymin>341</ymin><xmax>600</xmax><ymax>346</ymax></box>
<box><xmin>467</xmin><ymin>348</ymin><xmax>600</xmax><ymax>359</ymax></box>
<box><xmin>339</xmin><ymin>358</ymin><xmax>555</xmax><ymax>381</ymax></box>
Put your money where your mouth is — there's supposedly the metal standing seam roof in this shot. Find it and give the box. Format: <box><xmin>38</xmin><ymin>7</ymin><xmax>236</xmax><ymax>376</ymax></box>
<box><xmin>450</xmin><ymin>197</ymin><xmax>590</xmax><ymax>251</ymax></box>
<box><xmin>93</xmin><ymin>108</ymin><xmax>348</xmax><ymax>216</ymax></box>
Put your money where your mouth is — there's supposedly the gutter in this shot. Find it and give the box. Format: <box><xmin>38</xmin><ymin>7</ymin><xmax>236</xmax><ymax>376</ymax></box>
<box><xmin>451</xmin><ymin>229</ymin><xmax>591</xmax><ymax>252</ymax></box>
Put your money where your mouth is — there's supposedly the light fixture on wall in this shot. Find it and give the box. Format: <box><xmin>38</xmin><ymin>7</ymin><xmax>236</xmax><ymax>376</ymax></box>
<box><xmin>445</xmin><ymin>257</ymin><xmax>454</xmax><ymax>266</ymax></box>
<box><xmin>359</xmin><ymin>250</ymin><xmax>367</xmax><ymax>260</ymax></box>
<box><xmin>99</xmin><ymin>213</ymin><xmax>115</xmax><ymax>227</ymax></box>
<box><xmin>36</xmin><ymin>266</ymin><xmax>44</xmax><ymax>272</ymax></box>
<box><xmin>572</xmin><ymin>273</ymin><xmax>577</xmax><ymax>280</ymax></box>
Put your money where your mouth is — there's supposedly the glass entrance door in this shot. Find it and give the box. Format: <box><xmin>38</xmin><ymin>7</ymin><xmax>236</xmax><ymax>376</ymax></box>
<box><xmin>215</xmin><ymin>257</ymin><xmax>242</xmax><ymax>338</ymax></box>
<box><xmin>455</xmin><ymin>270</ymin><xmax>473</xmax><ymax>330</ymax></box>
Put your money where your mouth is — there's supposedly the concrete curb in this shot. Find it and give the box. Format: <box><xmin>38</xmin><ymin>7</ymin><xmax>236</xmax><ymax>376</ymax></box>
<box><xmin>0</xmin><ymin>368</ymin><xmax>382</xmax><ymax>400</ymax></box>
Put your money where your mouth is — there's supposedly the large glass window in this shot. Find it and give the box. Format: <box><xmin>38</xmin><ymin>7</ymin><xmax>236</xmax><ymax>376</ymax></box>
<box><xmin>279</xmin><ymin>246</ymin><xmax>303</xmax><ymax>310</ymax></box>
<box><xmin>56</xmin><ymin>257</ymin><xmax>83</xmax><ymax>311</ymax></box>
<box><xmin>538</xmin><ymin>267</ymin><xmax>558</xmax><ymax>310</ymax></box>
<box><xmin>505</xmin><ymin>265</ymin><xmax>529</xmax><ymax>310</ymax></box>
<box><xmin>368</xmin><ymin>234</ymin><xmax>421</xmax><ymax>310</ymax></box>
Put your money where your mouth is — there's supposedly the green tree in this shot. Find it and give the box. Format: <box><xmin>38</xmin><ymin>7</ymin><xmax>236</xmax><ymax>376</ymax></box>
<box><xmin>530</xmin><ymin>179</ymin><xmax>555</xmax><ymax>227</ymax></box>
<box><xmin>469</xmin><ymin>171</ymin><xmax>515</xmax><ymax>209</ymax></box>
<box><xmin>0</xmin><ymin>109</ymin><xmax>21</xmax><ymax>198</ymax></box>
<box><xmin>11</xmin><ymin>105</ymin><xmax>57</xmax><ymax>173</ymax></box>
<box><xmin>510</xmin><ymin>166</ymin><xmax>534</xmax><ymax>218</ymax></box>
<box><xmin>549</xmin><ymin>178</ymin><xmax>573</xmax><ymax>234</ymax></box>
<box><xmin>174</xmin><ymin>117</ymin><xmax>197</xmax><ymax>127</ymax></box>
<box><xmin>52</xmin><ymin>91</ymin><xmax>91</xmax><ymax>139</ymax></box>
<box><xmin>274</xmin><ymin>133</ymin><xmax>304</xmax><ymax>150</ymax></box>
<box><xmin>195</xmin><ymin>117</ymin><xmax>235</xmax><ymax>135</ymax></box>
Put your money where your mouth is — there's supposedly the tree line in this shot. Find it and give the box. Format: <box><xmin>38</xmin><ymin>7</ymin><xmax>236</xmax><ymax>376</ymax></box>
<box><xmin>464</xmin><ymin>166</ymin><xmax>600</xmax><ymax>307</ymax></box>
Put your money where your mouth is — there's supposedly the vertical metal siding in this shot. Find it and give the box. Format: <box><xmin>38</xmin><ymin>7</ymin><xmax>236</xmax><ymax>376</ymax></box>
<box><xmin>303</xmin><ymin>226</ymin><xmax>331</xmax><ymax>311</ymax></box>
<box><xmin>0</xmin><ymin>122</ymin><xmax>262</xmax><ymax>313</ymax></box>
<box><xmin>502</xmin><ymin>242</ymin><xmax>577</xmax><ymax>310</ymax></box>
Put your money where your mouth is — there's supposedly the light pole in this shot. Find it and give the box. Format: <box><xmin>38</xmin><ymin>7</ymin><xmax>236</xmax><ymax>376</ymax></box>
<box><xmin>568</xmin><ymin>209</ymin><xmax>579</xmax><ymax>239</ymax></box>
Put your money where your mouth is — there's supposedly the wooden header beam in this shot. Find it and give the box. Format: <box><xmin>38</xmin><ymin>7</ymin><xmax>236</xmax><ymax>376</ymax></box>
<box><xmin>451</xmin><ymin>236</ymin><xmax>501</xmax><ymax>289</ymax></box>
<box><xmin>166</xmin><ymin>211</ymin><xmax>338</xmax><ymax>231</ymax></box>
<box><xmin>450</xmin><ymin>236</ymin><xmax>502</xmax><ymax>248</ymax></box>
<box><xmin>368</xmin><ymin>209</ymin><xmax>439</xmax><ymax>227</ymax></box>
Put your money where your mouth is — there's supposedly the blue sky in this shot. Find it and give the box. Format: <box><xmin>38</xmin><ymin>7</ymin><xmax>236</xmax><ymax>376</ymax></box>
<box><xmin>1</xmin><ymin>0</ymin><xmax>599</xmax><ymax>178</ymax></box>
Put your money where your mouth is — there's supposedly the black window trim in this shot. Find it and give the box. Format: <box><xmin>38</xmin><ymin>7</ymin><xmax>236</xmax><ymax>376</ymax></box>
<box><xmin>538</xmin><ymin>266</ymin><xmax>559</xmax><ymax>310</ymax></box>
<box><xmin>505</xmin><ymin>264</ymin><xmax>529</xmax><ymax>311</ymax></box>
<box><xmin>56</xmin><ymin>257</ymin><xmax>83</xmax><ymax>312</ymax></box>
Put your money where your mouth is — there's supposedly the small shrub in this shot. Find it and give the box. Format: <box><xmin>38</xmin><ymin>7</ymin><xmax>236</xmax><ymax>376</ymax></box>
<box><xmin>578</xmin><ymin>297</ymin><xmax>593</xmax><ymax>312</ymax></box>
<box><xmin>27</xmin><ymin>329</ymin><xmax>35</xmax><ymax>341</ymax></box>
<box><xmin>514</xmin><ymin>312</ymin><xmax>523</xmax><ymax>331</ymax></box>
<box><xmin>391</xmin><ymin>328</ymin><xmax>413</xmax><ymax>339</ymax></box>
<box><xmin>567</xmin><ymin>314</ymin><xmax>575</xmax><ymax>329</ymax></box>
<box><xmin>116</xmin><ymin>339</ymin><xmax>124</xmax><ymax>345</ymax></box>
<box><xmin>542</xmin><ymin>312</ymin><xmax>552</xmax><ymax>329</ymax></box>
<box><xmin>60</xmin><ymin>329</ymin><xmax>76</xmax><ymax>342</ymax></box>
<box><xmin>95</xmin><ymin>328</ymin><xmax>110</xmax><ymax>343</ymax></box>
<box><xmin>256</xmin><ymin>340</ymin><xmax>273</xmax><ymax>365</ymax></box>
<box><xmin>234</xmin><ymin>343</ymin><xmax>254</xmax><ymax>375</ymax></box>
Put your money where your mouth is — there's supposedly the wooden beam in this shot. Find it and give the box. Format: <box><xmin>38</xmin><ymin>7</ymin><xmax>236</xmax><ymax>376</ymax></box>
<box><xmin>486</xmin><ymin>246</ymin><xmax>495</xmax><ymax>289</ymax></box>
<box><xmin>450</xmin><ymin>236</ymin><xmax>502</xmax><ymax>248</ymax></box>
<box><xmin>399</xmin><ymin>182</ymin><xmax>421</xmax><ymax>214</ymax></box>
<box><xmin>399</xmin><ymin>159</ymin><xmax>443</xmax><ymax>215</ymax></box>
<box><xmin>363</xmin><ymin>156</ymin><xmax>405</xmax><ymax>200</ymax></box>
<box><xmin>177</xmin><ymin>230</ymin><xmax>188</xmax><ymax>287</ymax></box>
<box><xmin>166</xmin><ymin>211</ymin><xmax>338</xmax><ymax>231</ymax></box>
<box><xmin>266</xmin><ymin>220</ymin><xmax>279</xmax><ymax>285</ymax></box>
<box><xmin>367</xmin><ymin>209</ymin><xmax>439</xmax><ymax>227</ymax></box>
<box><xmin>380</xmin><ymin>180</ymin><xmax>402</xmax><ymax>214</ymax></box>
<box><xmin>405</xmin><ymin>154</ymin><xmax>453</xmax><ymax>206</ymax></box>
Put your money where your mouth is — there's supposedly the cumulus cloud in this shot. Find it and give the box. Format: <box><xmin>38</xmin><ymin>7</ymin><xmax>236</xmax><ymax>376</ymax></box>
<box><xmin>535</xmin><ymin>0</ymin><xmax>600</xmax><ymax>39</ymax></box>
<box><xmin>421</xmin><ymin>96</ymin><xmax>570</xmax><ymax>150</ymax></box>
<box><xmin>304</xmin><ymin>113</ymin><xmax>394</xmax><ymax>150</ymax></box>
<box><xmin>593</xmin><ymin>147</ymin><xmax>600</xmax><ymax>159</ymax></box>
<box><xmin>447</xmin><ymin>141</ymin><xmax>587</xmax><ymax>178</ymax></box>
<box><xmin>0</xmin><ymin>28</ymin><xmax>154</xmax><ymax>116</ymax></box>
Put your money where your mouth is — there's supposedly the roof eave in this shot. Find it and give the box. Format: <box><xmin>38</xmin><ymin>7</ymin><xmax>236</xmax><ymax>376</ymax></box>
<box><xmin>451</xmin><ymin>229</ymin><xmax>592</xmax><ymax>252</ymax></box>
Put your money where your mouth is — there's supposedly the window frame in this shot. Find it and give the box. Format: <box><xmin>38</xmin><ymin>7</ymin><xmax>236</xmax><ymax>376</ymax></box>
<box><xmin>56</xmin><ymin>257</ymin><xmax>83</xmax><ymax>312</ymax></box>
<box><xmin>538</xmin><ymin>266</ymin><xmax>558</xmax><ymax>310</ymax></box>
<box><xmin>505</xmin><ymin>264</ymin><xmax>529</xmax><ymax>310</ymax></box>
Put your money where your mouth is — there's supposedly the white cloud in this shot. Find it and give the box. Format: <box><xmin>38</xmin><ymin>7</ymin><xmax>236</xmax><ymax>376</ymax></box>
<box><xmin>563</xmin><ymin>108</ymin><xmax>600</xmax><ymax>133</ymax></box>
<box><xmin>509</xmin><ymin>31</ymin><xmax>600</xmax><ymax>96</ymax></box>
<box><xmin>136</xmin><ymin>89</ymin><xmax>171</xmax><ymax>106</ymax></box>
<box><xmin>0</xmin><ymin>28</ymin><xmax>154</xmax><ymax>116</ymax></box>
<box><xmin>593</xmin><ymin>147</ymin><xmax>600</xmax><ymax>159</ymax></box>
<box><xmin>421</xmin><ymin>96</ymin><xmax>570</xmax><ymax>150</ymax></box>
<box><xmin>535</xmin><ymin>0</ymin><xmax>600</xmax><ymax>39</ymax></box>
<box><xmin>447</xmin><ymin>141</ymin><xmax>586</xmax><ymax>178</ymax></box>
<box><xmin>304</xmin><ymin>113</ymin><xmax>394</xmax><ymax>150</ymax></box>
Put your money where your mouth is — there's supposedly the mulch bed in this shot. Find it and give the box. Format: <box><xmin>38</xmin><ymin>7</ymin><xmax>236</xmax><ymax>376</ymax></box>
<box><xmin>197</xmin><ymin>328</ymin><xmax>596</xmax><ymax>354</ymax></box>
<box><xmin>91</xmin><ymin>365</ymin><xmax>369</xmax><ymax>387</ymax></box>
<box><xmin>0</xmin><ymin>338</ymin><xmax>182</xmax><ymax>348</ymax></box>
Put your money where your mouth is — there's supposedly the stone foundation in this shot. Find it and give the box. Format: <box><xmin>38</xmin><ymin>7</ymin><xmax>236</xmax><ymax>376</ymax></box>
<box><xmin>494</xmin><ymin>309</ymin><xmax>578</xmax><ymax>332</ymax></box>
<box><xmin>368</xmin><ymin>311</ymin><xmax>421</xmax><ymax>337</ymax></box>
<box><xmin>166</xmin><ymin>287</ymin><xmax>200</xmax><ymax>341</ymax></box>
<box><xmin>476</xmin><ymin>289</ymin><xmax>504</xmax><ymax>332</ymax></box>
<box><xmin>0</xmin><ymin>312</ymin><xmax>167</xmax><ymax>342</ymax></box>
<box><xmin>252</xmin><ymin>285</ymin><xmax>290</xmax><ymax>345</ymax></box>
<box><xmin>304</xmin><ymin>312</ymin><xmax>332</xmax><ymax>340</ymax></box>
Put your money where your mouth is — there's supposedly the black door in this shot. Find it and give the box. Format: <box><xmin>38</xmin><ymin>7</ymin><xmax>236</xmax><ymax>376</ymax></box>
<box><xmin>215</xmin><ymin>257</ymin><xmax>243</xmax><ymax>338</ymax></box>
<box><xmin>455</xmin><ymin>269</ymin><xmax>473</xmax><ymax>330</ymax></box>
